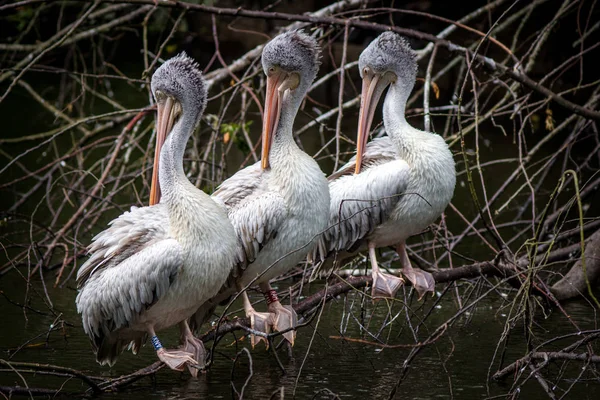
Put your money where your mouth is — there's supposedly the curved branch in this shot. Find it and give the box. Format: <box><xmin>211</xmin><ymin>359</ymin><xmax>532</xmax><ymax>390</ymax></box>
<box><xmin>493</xmin><ymin>351</ymin><xmax>600</xmax><ymax>381</ymax></box>
<box><xmin>200</xmin><ymin>258</ymin><xmax>518</xmax><ymax>342</ymax></box>
<box><xmin>0</xmin><ymin>360</ymin><xmax>101</xmax><ymax>394</ymax></box>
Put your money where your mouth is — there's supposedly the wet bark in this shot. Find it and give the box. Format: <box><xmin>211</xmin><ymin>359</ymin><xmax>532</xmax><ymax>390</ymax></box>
<box><xmin>551</xmin><ymin>229</ymin><xmax>600</xmax><ymax>301</ymax></box>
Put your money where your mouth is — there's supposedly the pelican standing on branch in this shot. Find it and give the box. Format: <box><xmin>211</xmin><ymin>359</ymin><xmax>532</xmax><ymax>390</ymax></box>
<box><xmin>315</xmin><ymin>32</ymin><xmax>455</xmax><ymax>299</ymax></box>
<box><xmin>76</xmin><ymin>54</ymin><xmax>238</xmax><ymax>375</ymax></box>
<box><xmin>193</xmin><ymin>31</ymin><xmax>329</xmax><ymax>346</ymax></box>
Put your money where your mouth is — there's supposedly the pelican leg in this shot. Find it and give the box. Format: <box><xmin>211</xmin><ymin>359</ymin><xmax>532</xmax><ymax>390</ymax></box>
<box><xmin>397</xmin><ymin>242</ymin><xmax>435</xmax><ymax>300</ymax></box>
<box><xmin>239</xmin><ymin>287</ymin><xmax>271</xmax><ymax>349</ymax></box>
<box><xmin>179</xmin><ymin>320</ymin><xmax>206</xmax><ymax>377</ymax></box>
<box><xmin>260</xmin><ymin>283</ymin><xmax>297</xmax><ymax>346</ymax></box>
<box><xmin>148</xmin><ymin>327</ymin><xmax>197</xmax><ymax>373</ymax></box>
<box><xmin>369</xmin><ymin>242</ymin><xmax>404</xmax><ymax>299</ymax></box>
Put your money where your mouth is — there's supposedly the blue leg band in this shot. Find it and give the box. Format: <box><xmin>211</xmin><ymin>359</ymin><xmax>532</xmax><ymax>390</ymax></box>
<box><xmin>151</xmin><ymin>335</ymin><xmax>163</xmax><ymax>350</ymax></box>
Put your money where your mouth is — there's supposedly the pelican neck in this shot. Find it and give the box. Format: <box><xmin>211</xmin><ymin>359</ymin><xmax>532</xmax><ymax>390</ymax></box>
<box><xmin>382</xmin><ymin>82</ymin><xmax>420</xmax><ymax>157</ymax></box>
<box><xmin>268</xmin><ymin>79</ymin><xmax>310</xmax><ymax>167</ymax></box>
<box><xmin>159</xmin><ymin>106</ymin><xmax>200</xmax><ymax>201</ymax></box>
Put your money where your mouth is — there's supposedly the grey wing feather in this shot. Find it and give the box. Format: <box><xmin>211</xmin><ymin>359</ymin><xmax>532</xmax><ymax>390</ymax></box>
<box><xmin>329</xmin><ymin>137</ymin><xmax>398</xmax><ymax>181</ymax></box>
<box><xmin>77</xmin><ymin>204</ymin><xmax>169</xmax><ymax>288</ymax></box>
<box><xmin>315</xmin><ymin>137</ymin><xmax>410</xmax><ymax>264</ymax></box>
<box><xmin>212</xmin><ymin>163</ymin><xmax>265</xmax><ymax>210</ymax></box>
<box><xmin>76</xmin><ymin>238</ymin><xmax>183</xmax><ymax>340</ymax></box>
<box><xmin>212</xmin><ymin>162</ymin><xmax>287</xmax><ymax>275</ymax></box>
<box><xmin>227</xmin><ymin>191</ymin><xmax>287</xmax><ymax>268</ymax></box>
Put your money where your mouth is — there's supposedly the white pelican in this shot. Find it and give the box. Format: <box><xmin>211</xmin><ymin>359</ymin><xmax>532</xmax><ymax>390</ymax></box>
<box><xmin>193</xmin><ymin>31</ymin><xmax>330</xmax><ymax>346</ymax></box>
<box><xmin>76</xmin><ymin>53</ymin><xmax>238</xmax><ymax>376</ymax></box>
<box><xmin>314</xmin><ymin>32</ymin><xmax>456</xmax><ymax>299</ymax></box>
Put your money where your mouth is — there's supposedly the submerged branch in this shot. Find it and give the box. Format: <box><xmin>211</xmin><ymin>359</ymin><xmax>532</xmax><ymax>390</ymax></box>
<box><xmin>493</xmin><ymin>351</ymin><xmax>600</xmax><ymax>381</ymax></box>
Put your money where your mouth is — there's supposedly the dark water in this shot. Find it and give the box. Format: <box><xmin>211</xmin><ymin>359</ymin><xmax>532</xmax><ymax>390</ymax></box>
<box><xmin>1</xmin><ymin>271</ymin><xmax>599</xmax><ymax>399</ymax></box>
<box><xmin>2</xmin><ymin>11</ymin><xmax>599</xmax><ymax>398</ymax></box>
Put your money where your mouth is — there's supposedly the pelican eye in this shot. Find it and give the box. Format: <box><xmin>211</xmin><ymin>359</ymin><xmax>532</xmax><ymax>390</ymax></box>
<box><xmin>268</xmin><ymin>66</ymin><xmax>277</xmax><ymax>75</ymax></box>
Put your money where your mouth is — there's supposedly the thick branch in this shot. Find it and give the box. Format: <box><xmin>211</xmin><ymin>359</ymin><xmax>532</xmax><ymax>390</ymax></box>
<box><xmin>493</xmin><ymin>351</ymin><xmax>600</xmax><ymax>380</ymax></box>
<box><xmin>201</xmin><ymin>259</ymin><xmax>517</xmax><ymax>342</ymax></box>
<box><xmin>551</xmin><ymin>229</ymin><xmax>600</xmax><ymax>301</ymax></box>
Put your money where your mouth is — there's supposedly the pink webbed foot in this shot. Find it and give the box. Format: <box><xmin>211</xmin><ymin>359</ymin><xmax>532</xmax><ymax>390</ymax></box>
<box><xmin>368</xmin><ymin>243</ymin><xmax>404</xmax><ymax>300</ymax></box>
<box><xmin>402</xmin><ymin>267</ymin><xmax>435</xmax><ymax>300</ymax></box>
<box><xmin>182</xmin><ymin>335</ymin><xmax>206</xmax><ymax>377</ymax></box>
<box><xmin>267</xmin><ymin>298</ymin><xmax>298</xmax><ymax>346</ymax></box>
<box><xmin>396</xmin><ymin>242</ymin><xmax>435</xmax><ymax>300</ymax></box>
<box><xmin>246</xmin><ymin>308</ymin><xmax>273</xmax><ymax>349</ymax></box>
<box><xmin>156</xmin><ymin>348</ymin><xmax>197</xmax><ymax>372</ymax></box>
<box><xmin>239</xmin><ymin>289</ymin><xmax>272</xmax><ymax>348</ymax></box>
<box><xmin>371</xmin><ymin>268</ymin><xmax>405</xmax><ymax>299</ymax></box>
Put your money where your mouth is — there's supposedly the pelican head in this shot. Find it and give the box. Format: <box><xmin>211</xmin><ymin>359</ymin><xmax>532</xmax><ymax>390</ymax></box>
<box><xmin>260</xmin><ymin>30</ymin><xmax>321</xmax><ymax>169</ymax></box>
<box><xmin>149</xmin><ymin>52</ymin><xmax>207</xmax><ymax>205</ymax></box>
<box><xmin>355</xmin><ymin>32</ymin><xmax>417</xmax><ymax>174</ymax></box>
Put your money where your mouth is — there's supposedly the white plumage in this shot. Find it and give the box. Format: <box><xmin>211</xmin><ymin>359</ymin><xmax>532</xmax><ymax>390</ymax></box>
<box><xmin>314</xmin><ymin>32</ymin><xmax>456</xmax><ymax>299</ymax></box>
<box><xmin>192</xmin><ymin>31</ymin><xmax>330</xmax><ymax>346</ymax></box>
<box><xmin>319</xmin><ymin>144</ymin><xmax>410</xmax><ymax>255</ymax></box>
<box><xmin>214</xmin><ymin>152</ymin><xmax>329</xmax><ymax>287</ymax></box>
<box><xmin>76</xmin><ymin>53</ymin><xmax>238</xmax><ymax>375</ymax></box>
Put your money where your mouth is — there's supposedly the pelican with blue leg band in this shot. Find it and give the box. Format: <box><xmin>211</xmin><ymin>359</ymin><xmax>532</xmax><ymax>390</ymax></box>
<box><xmin>151</xmin><ymin>335</ymin><xmax>163</xmax><ymax>351</ymax></box>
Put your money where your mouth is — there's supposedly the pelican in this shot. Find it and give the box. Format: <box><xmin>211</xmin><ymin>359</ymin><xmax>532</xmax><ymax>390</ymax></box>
<box><xmin>193</xmin><ymin>31</ymin><xmax>329</xmax><ymax>346</ymax></box>
<box><xmin>314</xmin><ymin>32</ymin><xmax>456</xmax><ymax>299</ymax></box>
<box><xmin>76</xmin><ymin>53</ymin><xmax>238</xmax><ymax>376</ymax></box>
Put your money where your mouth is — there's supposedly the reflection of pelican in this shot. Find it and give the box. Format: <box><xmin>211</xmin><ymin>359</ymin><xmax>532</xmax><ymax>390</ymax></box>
<box><xmin>315</xmin><ymin>32</ymin><xmax>455</xmax><ymax>299</ymax></box>
<box><xmin>193</xmin><ymin>31</ymin><xmax>329</xmax><ymax>346</ymax></box>
<box><xmin>76</xmin><ymin>54</ymin><xmax>238</xmax><ymax>376</ymax></box>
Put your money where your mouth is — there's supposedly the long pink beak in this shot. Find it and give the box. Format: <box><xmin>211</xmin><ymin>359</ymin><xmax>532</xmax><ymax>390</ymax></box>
<box><xmin>355</xmin><ymin>73</ymin><xmax>389</xmax><ymax>174</ymax></box>
<box><xmin>150</xmin><ymin>97</ymin><xmax>176</xmax><ymax>206</ymax></box>
<box><xmin>261</xmin><ymin>71</ymin><xmax>287</xmax><ymax>170</ymax></box>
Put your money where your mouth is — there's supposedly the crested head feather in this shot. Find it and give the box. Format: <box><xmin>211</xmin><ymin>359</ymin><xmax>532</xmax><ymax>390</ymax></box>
<box><xmin>359</xmin><ymin>31</ymin><xmax>418</xmax><ymax>86</ymax></box>
<box><xmin>262</xmin><ymin>30</ymin><xmax>321</xmax><ymax>78</ymax></box>
<box><xmin>151</xmin><ymin>52</ymin><xmax>207</xmax><ymax>114</ymax></box>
